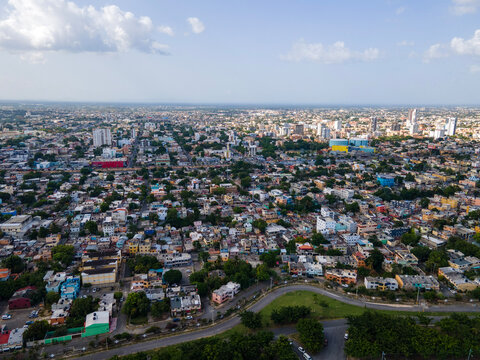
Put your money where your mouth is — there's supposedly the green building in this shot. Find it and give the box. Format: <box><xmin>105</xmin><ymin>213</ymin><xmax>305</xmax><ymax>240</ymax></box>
<box><xmin>81</xmin><ymin>311</ymin><xmax>110</xmax><ymax>338</ymax></box>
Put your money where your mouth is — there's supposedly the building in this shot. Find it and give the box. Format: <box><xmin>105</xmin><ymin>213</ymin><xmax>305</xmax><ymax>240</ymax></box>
<box><xmin>445</xmin><ymin>117</ymin><xmax>457</xmax><ymax>136</ymax></box>
<box><xmin>364</xmin><ymin>277</ymin><xmax>398</xmax><ymax>291</ymax></box>
<box><xmin>81</xmin><ymin>267</ymin><xmax>116</xmax><ymax>286</ymax></box>
<box><xmin>81</xmin><ymin>311</ymin><xmax>110</xmax><ymax>337</ymax></box>
<box><xmin>0</xmin><ymin>215</ymin><xmax>33</xmax><ymax>235</ymax></box>
<box><xmin>160</xmin><ymin>253</ymin><xmax>192</xmax><ymax>268</ymax></box>
<box><xmin>211</xmin><ymin>282</ymin><xmax>241</xmax><ymax>305</ymax></box>
<box><xmin>377</xmin><ymin>175</ymin><xmax>395</xmax><ymax>187</ymax></box>
<box><xmin>407</xmin><ymin>109</ymin><xmax>417</xmax><ymax>127</ymax></box>
<box><xmin>438</xmin><ymin>267</ymin><xmax>478</xmax><ymax>292</ymax></box>
<box><xmin>395</xmin><ymin>275</ymin><xmax>440</xmax><ymax>291</ymax></box>
<box><xmin>325</xmin><ymin>269</ymin><xmax>357</xmax><ymax>285</ymax></box>
<box><xmin>294</xmin><ymin>123</ymin><xmax>304</xmax><ymax>135</ymax></box>
<box><xmin>370</xmin><ymin>117</ymin><xmax>378</xmax><ymax>133</ymax></box>
<box><xmin>8</xmin><ymin>286</ymin><xmax>36</xmax><ymax>310</ymax></box>
<box><xmin>170</xmin><ymin>294</ymin><xmax>202</xmax><ymax>316</ymax></box>
<box><xmin>60</xmin><ymin>276</ymin><xmax>81</xmax><ymax>299</ymax></box>
<box><xmin>91</xmin><ymin>158</ymin><xmax>126</xmax><ymax>169</ymax></box>
<box><xmin>92</xmin><ymin>128</ymin><xmax>112</xmax><ymax>148</ymax></box>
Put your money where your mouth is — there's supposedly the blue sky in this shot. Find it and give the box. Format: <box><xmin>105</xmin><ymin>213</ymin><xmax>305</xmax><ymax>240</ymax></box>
<box><xmin>0</xmin><ymin>0</ymin><xmax>479</xmax><ymax>104</ymax></box>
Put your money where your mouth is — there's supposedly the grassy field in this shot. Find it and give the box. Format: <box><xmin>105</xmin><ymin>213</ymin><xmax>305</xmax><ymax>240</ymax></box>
<box><xmin>258</xmin><ymin>290</ymin><xmax>453</xmax><ymax>326</ymax></box>
<box><xmin>259</xmin><ymin>290</ymin><xmax>366</xmax><ymax>326</ymax></box>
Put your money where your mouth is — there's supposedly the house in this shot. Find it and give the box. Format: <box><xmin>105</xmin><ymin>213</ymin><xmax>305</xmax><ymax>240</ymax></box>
<box><xmin>81</xmin><ymin>267</ymin><xmax>116</xmax><ymax>286</ymax></box>
<box><xmin>364</xmin><ymin>277</ymin><xmax>398</xmax><ymax>291</ymax></box>
<box><xmin>325</xmin><ymin>269</ymin><xmax>357</xmax><ymax>285</ymax></box>
<box><xmin>60</xmin><ymin>276</ymin><xmax>81</xmax><ymax>299</ymax></box>
<box><xmin>8</xmin><ymin>286</ymin><xmax>36</xmax><ymax>310</ymax></box>
<box><xmin>81</xmin><ymin>311</ymin><xmax>110</xmax><ymax>338</ymax></box>
<box><xmin>395</xmin><ymin>275</ymin><xmax>440</xmax><ymax>291</ymax></box>
<box><xmin>211</xmin><ymin>282</ymin><xmax>241</xmax><ymax>305</ymax></box>
<box><xmin>438</xmin><ymin>267</ymin><xmax>478</xmax><ymax>292</ymax></box>
<box><xmin>170</xmin><ymin>294</ymin><xmax>202</xmax><ymax>316</ymax></box>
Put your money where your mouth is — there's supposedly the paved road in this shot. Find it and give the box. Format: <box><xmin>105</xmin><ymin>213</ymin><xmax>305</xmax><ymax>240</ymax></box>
<box><xmin>73</xmin><ymin>284</ymin><xmax>479</xmax><ymax>360</ymax></box>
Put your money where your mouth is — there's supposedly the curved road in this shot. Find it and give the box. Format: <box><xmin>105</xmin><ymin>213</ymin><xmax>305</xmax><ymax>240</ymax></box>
<box><xmin>74</xmin><ymin>284</ymin><xmax>479</xmax><ymax>360</ymax></box>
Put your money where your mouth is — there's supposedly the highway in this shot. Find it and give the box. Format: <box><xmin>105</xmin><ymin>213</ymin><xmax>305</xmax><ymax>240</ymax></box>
<box><xmin>73</xmin><ymin>284</ymin><xmax>479</xmax><ymax>360</ymax></box>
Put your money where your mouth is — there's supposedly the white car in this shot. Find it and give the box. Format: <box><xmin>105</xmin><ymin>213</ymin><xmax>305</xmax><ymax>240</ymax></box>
<box><xmin>344</xmin><ymin>333</ymin><xmax>349</xmax><ymax>340</ymax></box>
<box><xmin>2</xmin><ymin>314</ymin><xmax>11</xmax><ymax>320</ymax></box>
<box><xmin>298</xmin><ymin>347</ymin><xmax>305</xmax><ymax>353</ymax></box>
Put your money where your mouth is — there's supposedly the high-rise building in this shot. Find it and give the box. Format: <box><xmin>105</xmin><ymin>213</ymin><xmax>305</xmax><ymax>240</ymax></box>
<box><xmin>334</xmin><ymin>120</ymin><xmax>342</xmax><ymax>131</ymax></box>
<box><xmin>445</xmin><ymin>117</ymin><xmax>457</xmax><ymax>136</ymax></box>
<box><xmin>294</xmin><ymin>123</ymin><xmax>304</xmax><ymax>135</ymax></box>
<box><xmin>317</xmin><ymin>124</ymin><xmax>330</xmax><ymax>139</ymax></box>
<box><xmin>370</xmin><ymin>117</ymin><xmax>378</xmax><ymax>133</ymax></box>
<box><xmin>93</xmin><ymin>128</ymin><xmax>112</xmax><ymax>148</ymax></box>
<box><xmin>409</xmin><ymin>122</ymin><xmax>419</xmax><ymax>135</ymax></box>
<box><xmin>407</xmin><ymin>109</ymin><xmax>417</xmax><ymax>127</ymax></box>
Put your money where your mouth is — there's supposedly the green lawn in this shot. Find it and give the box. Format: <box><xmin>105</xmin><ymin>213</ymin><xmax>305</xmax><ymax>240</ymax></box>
<box><xmin>258</xmin><ymin>290</ymin><xmax>453</xmax><ymax>326</ymax></box>
<box><xmin>259</xmin><ymin>290</ymin><xmax>366</xmax><ymax>326</ymax></box>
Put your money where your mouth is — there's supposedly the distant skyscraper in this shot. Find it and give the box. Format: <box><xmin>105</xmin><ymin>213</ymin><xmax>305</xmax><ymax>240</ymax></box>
<box><xmin>391</xmin><ymin>123</ymin><xmax>401</xmax><ymax>131</ymax></box>
<box><xmin>409</xmin><ymin>122</ymin><xmax>419</xmax><ymax>135</ymax></box>
<box><xmin>131</xmin><ymin>128</ymin><xmax>137</xmax><ymax>139</ymax></box>
<box><xmin>317</xmin><ymin>124</ymin><xmax>330</xmax><ymax>139</ymax></box>
<box><xmin>93</xmin><ymin>128</ymin><xmax>112</xmax><ymax>148</ymax></box>
<box><xmin>445</xmin><ymin>117</ymin><xmax>457</xmax><ymax>136</ymax></box>
<box><xmin>370</xmin><ymin>117</ymin><xmax>378</xmax><ymax>133</ymax></box>
<box><xmin>294</xmin><ymin>123</ymin><xmax>304</xmax><ymax>135</ymax></box>
<box><xmin>334</xmin><ymin>120</ymin><xmax>342</xmax><ymax>131</ymax></box>
<box><xmin>407</xmin><ymin>109</ymin><xmax>417</xmax><ymax>127</ymax></box>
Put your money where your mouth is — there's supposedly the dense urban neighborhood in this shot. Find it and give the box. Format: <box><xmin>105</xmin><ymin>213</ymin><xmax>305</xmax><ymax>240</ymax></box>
<box><xmin>0</xmin><ymin>105</ymin><xmax>479</xmax><ymax>359</ymax></box>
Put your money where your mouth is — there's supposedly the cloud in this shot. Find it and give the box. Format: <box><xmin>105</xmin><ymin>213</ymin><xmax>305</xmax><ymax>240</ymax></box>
<box><xmin>451</xmin><ymin>0</ymin><xmax>480</xmax><ymax>15</ymax></box>
<box><xmin>470</xmin><ymin>64</ymin><xmax>480</xmax><ymax>72</ymax></box>
<box><xmin>187</xmin><ymin>17</ymin><xmax>205</xmax><ymax>34</ymax></box>
<box><xmin>397</xmin><ymin>40</ymin><xmax>415</xmax><ymax>47</ymax></box>
<box><xmin>158</xmin><ymin>25</ymin><xmax>174</xmax><ymax>37</ymax></box>
<box><xmin>450</xmin><ymin>29</ymin><xmax>480</xmax><ymax>56</ymax></box>
<box><xmin>423</xmin><ymin>44</ymin><xmax>449</xmax><ymax>62</ymax></box>
<box><xmin>283</xmin><ymin>40</ymin><xmax>379</xmax><ymax>64</ymax></box>
<box><xmin>396</xmin><ymin>7</ymin><xmax>406</xmax><ymax>15</ymax></box>
<box><xmin>20</xmin><ymin>52</ymin><xmax>46</xmax><ymax>64</ymax></box>
<box><xmin>0</xmin><ymin>0</ymin><xmax>169</xmax><ymax>56</ymax></box>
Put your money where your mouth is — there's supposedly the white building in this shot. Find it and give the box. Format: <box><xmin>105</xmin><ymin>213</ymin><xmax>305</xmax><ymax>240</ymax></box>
<box><xmin>445</xmin><ymin>117</ymin><xmax>457</xmax><ymax>136</ymax></box>
<box><xmin>316</xmin><ymin>216</ymin><xmax>336</xmax><ymax>233</ymax></box>
<box><xmin>365</xmin><ymin>277</ymin><xmax>398</xmax><ymax>290</ymax></box>
<box><xmin>93</xmin><ymin>128</ymin><xmax>112</xmax><ymax>148</ymax></box>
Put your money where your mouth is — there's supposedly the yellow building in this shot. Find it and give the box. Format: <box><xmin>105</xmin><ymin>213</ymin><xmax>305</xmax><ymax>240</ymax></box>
<box><xmin>129</xmin><ymin>241</ymin><xmax>139</xmax><ymax>254</ymax></box>
<box><xmin>331</xmin><ymin>145</ymin><xmax>348</xmax><ymax>153</ymax></box>
<box><xmin>440</xmin><ymin>197</ymin><xmax>458</xmax><ymax>208</ymax></box>
<box><xmin>81</xmin><ymin>267</ymin><xmax>116</xmax><ymax>285</ymax></box>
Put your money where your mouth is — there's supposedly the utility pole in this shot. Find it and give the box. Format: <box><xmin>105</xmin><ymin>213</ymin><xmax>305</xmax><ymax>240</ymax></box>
<box><xmin>416</xmin><ymin>286</ymin><xmax>420</xmax><ymax>305</ymax></box>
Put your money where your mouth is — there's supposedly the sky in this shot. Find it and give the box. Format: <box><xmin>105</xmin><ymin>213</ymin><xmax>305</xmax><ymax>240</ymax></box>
<box><xmin>0</xmin><ymin>0</ymin><xmax>479</xmax><ymax>105</ymax></box>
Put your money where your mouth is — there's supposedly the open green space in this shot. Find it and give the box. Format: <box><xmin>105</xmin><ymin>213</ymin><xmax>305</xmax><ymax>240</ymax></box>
<box><xmin>258</xmin><ymin>290</ymin><xmax>454</xmax><ymax>326</ymax></box>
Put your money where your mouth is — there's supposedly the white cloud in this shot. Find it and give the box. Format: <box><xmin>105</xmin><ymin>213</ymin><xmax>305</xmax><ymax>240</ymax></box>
<box><xmin>451</xmin><ymin>0</ymin><xmax>480</xmax><ymax>15</ymax></box>
<box><xmin>450</xmin><ymin>29</ymin><xmax>480</xmax><ymax>56</ymax></box>
<box><xmin>0</xmin><ymin>0</ymin><xmax>169</xmax><ymax>56</ymax></box>
<box><xmin>283</xmin><ymin>40</ymin><xmax>379</xmax><ymax>64</ymax></box>
<box><xmin>396</xmin><ymin>7</ymin><xmax>406</xmax><ymax>15</ymax></box>
<box><xmin>158</xmin><ymin>25</ymin><xmax>174</xmax><ymax>37</ymax></box>
<box><xmin>423</xmin><ymin>43</ymin><xmax>449</xmax><ymax>62</ymax></box>
<box><xmin>187</xmin><ymin>17</ymin><xmax>205</xmax><ymax>34</ymax></box>
<box><xmin>20</xmin><ymin>52</ymin><xmax>46</xmax><ymax>64</ymax></box>
<box><xmin>397</xmin><ymin>40</ymin><xmax>415</xmax><ymax>47</ymax></box>
<box><xmin>470</xmin><ymin>64</ymin><xmax>480</xmax><ymax>72</ymax></box>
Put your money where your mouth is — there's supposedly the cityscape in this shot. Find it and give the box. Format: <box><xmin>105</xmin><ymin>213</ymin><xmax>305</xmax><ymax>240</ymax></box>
<box><xmin>0</xmin><ymin>1</ymin><xmax>480</xmax><ymax>360</ymax></box>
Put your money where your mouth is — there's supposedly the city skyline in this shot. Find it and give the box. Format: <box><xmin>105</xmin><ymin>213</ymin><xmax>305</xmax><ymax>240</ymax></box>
<box><xmin>0</xmin><ymin>0</ymin><xmax>480</xmax><ymax>104</ymax></box>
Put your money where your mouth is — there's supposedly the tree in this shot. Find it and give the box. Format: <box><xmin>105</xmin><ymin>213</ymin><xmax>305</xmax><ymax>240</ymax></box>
<box><xmin>151</xmin><ymin>298</ymin><xmax>170</xmax><ymax>318</ymax></box>
<box><xmin>45</xmin><ymin>291</ymin><xmax>60</xmax><ymax>306</ymax></box>
<box><xmin>163</xmin><ymin>269</ymin><xmax>182</xmax><ymax>285</ymax></box>
<box><xmin>51</xmin><ymin>245</ymin><xmax>75</xmax><ymax>267</ymax></box>
<box><xmin>256</xmin><ymin>263</ymin><xmax>273</xmax><ymax>281</ymax></box>
<box><xmin>2</xmin><ymin>255</ymin><xmax>25</xmax><ymax>273</ymax></box>
<box><xmin>297</xmin><ymin>318</ymin><xmax>325</xmax><ymax>353</ymax></box>
<box><xmin>67</xmin><ymin>296</ymin><xmax>99</xmax><ymax>327</ymax></box>
<box><xmin>114</xmin><ymin>292</ymin><xmax>123</xmax><ymax>301</ymax></box>
<box><xmin>100</xmin><ymin>202</ymin><xmax>110</xmax><ymax>212</ymax></box>
<box><xmin>252</xmin><ymin>219</ymin><xmax>267</xmax><ymax>233</ymax></box>
<box><xmin>123</xmin><ymin>291</ymin><xmax>150</xmax><ymax>319</ymax></box>
<box><xmin>23</xmin><ymin>320</ymin><xmax>51</xmax><ymax>342</ymax></box>
<box><xmin>240</xmin><ymin>311</ymin><xmax>262</xmax><ymax>329</ymax></box>
<box><xmin>260</xmin><ymin>251</ymin><xmax>280</xmax><ymax>267</ymax></box>
<box><xmin>366</xmin><ymin>249</ymin><xmax>384</xmax><ymax>273</ymax></box>
<box><xmin>271</xmin><ymin>306</ymin><xmax>311</xmax><ymax>324</ymax></box>
<box><xmin>84</xmin><ymin>220</ymin><xmax>99</xmax><ymax>235</ymax></box>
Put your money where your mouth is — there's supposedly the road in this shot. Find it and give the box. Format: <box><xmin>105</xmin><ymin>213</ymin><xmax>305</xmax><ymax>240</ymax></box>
<box><xmin>72</xmin><ymin>284</ymin><xmax>479</xmax><ymax>360</ymax></box>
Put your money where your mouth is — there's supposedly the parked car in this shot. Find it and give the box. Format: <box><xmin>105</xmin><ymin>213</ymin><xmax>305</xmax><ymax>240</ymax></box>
<box><xmin>2</xmin><ymin>314</ymin><xmax>11</xmax><ymax>320</ymax></box>
<box><xmin>25</xmin><ymin>321</ymin><xmax>34</xmax><ymax>325</ymax></box>
<box><xmin>344</xmin><ymin>332</ymin><xmax>349</xmax><ymax>340</ymax></box>
<box><xmin>303</xmin><ymin>353</ymin><xmax>311</xmax><ymax>360</ymax></box>
<box><xmin>172</xmin><ymin>318</ymin><xmax>180</xmax><ymax>322</ymax></box>
<box><xmin>185</xmin><ymin>315</ymin><xmax>193</xmax><ymax>320</ymax></box>
<box><xmin>298</xmin><ymin>347</ymin><xmax>305</xmax><ymax>353</ymax></box>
